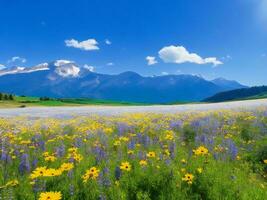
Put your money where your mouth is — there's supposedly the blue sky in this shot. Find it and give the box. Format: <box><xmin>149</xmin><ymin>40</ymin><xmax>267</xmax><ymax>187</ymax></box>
<box><xmin>0</xmin><ymin>0</ymin><xmax>266</xmax><ymax>86</ymax></box>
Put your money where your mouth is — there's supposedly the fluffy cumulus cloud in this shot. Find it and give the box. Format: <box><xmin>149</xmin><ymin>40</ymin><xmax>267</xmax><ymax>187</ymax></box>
<box><xmin>0</xmin><ymin>64</ymin><xmax>6</xmax><ymax>70</ymax></box>
<box><xmin>83</xmin><ymin>64</ymin><xmax>95</xmax><ymax>72</ymax></box>
<box><xmin>54</xmin><ymin>59</ymin><xmax>74</xmax><ymax>66</ymax></box>
<box><xmin>65</xmin><ymin>38</ymin><xmax>99</xmax><ymax>51</ymax></box>
<box><xmin>146</xmin><ymin>56</ymin><xmax>158</xmax><ymax>65</ymax></box>
<box><xmin>106</xmin><ymin>62</ymin><xmax>114</xmax><ymax>66</ymax></box>
<box><xmin>105</xmin><ymin>39</ymin><xmax>112</xmax><ymax>45</ymax></box>
<box><xmin>158</xmin><ymin>45</ymin><xmax>223</xmax><ymax>66</ymax></box>
<box><xmin>8</xmin><ymin>56</ymin><xmax>27</xmax><ymax>64</ymax></box>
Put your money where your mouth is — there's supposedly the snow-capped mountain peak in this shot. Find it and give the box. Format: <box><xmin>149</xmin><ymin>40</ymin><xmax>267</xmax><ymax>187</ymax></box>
<box><xmin>54</xmin><ymin>62</ymin><xmax>80</xmax><ymax>77</ymax></box>
<box><xmin>0</xmin><ymin>60</ymin><xmax>81</xmax><ymax>77</ymax></box>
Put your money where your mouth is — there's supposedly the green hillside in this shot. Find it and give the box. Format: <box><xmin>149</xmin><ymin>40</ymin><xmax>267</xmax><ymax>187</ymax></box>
<box><xmin>203</xmin><ymin>86</ymin><xmax>267</xmax><ymax>102</ymax></box>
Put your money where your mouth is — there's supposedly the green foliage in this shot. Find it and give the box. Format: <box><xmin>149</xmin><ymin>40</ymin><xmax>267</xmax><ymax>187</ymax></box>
<box><xmin>0</xmin><ymin>110</ymin><xmax>267</xmax><ymax>199</ymax></box>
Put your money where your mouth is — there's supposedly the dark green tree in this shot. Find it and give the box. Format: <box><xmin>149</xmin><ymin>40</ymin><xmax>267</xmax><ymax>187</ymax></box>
<box><xmin>9</xmin><ymin>94</ymin><xmax>14</xmax><ymax>100</ymax></box>
<box><xmin>3</xmin><ymin>94</ymin><xmax>9</xmax><ymax>100</ymax></box>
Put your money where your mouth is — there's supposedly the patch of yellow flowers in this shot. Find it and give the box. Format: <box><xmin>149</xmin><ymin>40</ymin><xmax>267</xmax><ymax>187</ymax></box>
<box><xmin>193</xmin><ymin>146</ymin><xmax>209</xmax><ymax>156</ymax></box>
<box><xmin>82</xmin><ymin>167</ymin><xmax>100</xmax><ymax>183</ymax></box>
<box><xmin>30</xmin><ymin>163</ymin><xmax>74</xmax><ymax>179</ymax></box>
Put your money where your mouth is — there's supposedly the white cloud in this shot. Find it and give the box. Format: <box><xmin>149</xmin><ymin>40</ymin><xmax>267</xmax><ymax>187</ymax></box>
<box><xmin>0</xmin><ymin>64</ymin><xmax>6</xmax><ymax>70</ymax></box>
<box><xmin>105</xmin><ymin>39</ymin><xmax>112</xmax><ymax>45</ymax></box>
<box><xmin>146</xmin><ymin>56</ymin><xmax>158</xmax><ymax>65</ymax></box>
<box><xmin>65</xmin><ymin>38</ymin><xmax>99</xmax><ymax>51</ymax></box>
<box><xmin>8</xmin><ymin>56</ymin><xmax>27</xmax><ymax>64</ymax></box>
<box><xmin>158</xmin><ymin>45</ymin><xmax>223</xmax><ymax>66</ymax></box>
<box><xmin>54</xmin><ymin>59</ymin><xmax>74</xmax><ymax>66</ymax></box>
<box><xmin>161</xmin><ymin>72</ymin><xmax>169</xmax><ymax>75</ymax></box>
<box><xmin>221</xmin><ymin>55</ymin><xmax>232</xmax><ymax>61</ymax></box>
<box><xmin>106</xmin><ymin>62</ymin><xmax>114</xmax><ymax>66</ymax></box>
<box><xmin>83</xmin><ymin>64</ymin><xmax>95</xmax><ymax>72</ymax></box>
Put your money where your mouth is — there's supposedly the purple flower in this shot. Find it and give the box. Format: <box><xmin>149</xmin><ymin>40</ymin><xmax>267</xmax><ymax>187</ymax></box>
<box><xmin>32</xmin><ymin>158</ymin><xmax>38</xmax><ymax>169</ymax></box>
<box><xmin>169</xmin><ymin>142</ymin><xmax>176</xmax><ymax>159</ymax></box>
<box><xmin>1</xmin><ymin>150</ymin><xmax>11</xmax><ymax>163</ymax></box>
<box><xmin>170</xmin><ymin>120</ymin><xmax>183</xmax><ymax>131</ymax></box>
<box><xmin>19</xmin><ymin>153</ymin><xmax>30</xmax><ymax>174</ymax></box>
<box><xmin>99</xmin><ymin>194</ymin><xmax>107</xmax><ymax>200</ymax></box>
<box><xmin>115</xmin><ymin>166</ymin><xmax>121</xmax><ymax>180</ymax></box>
<box><xmin>128</xmin><ymin>140</ymin><xmax>135</xmax><ymax>150</ymax></box>
<box><xmin>56</xmin><ymin>144</ymin><xmax>65</xmax><ymax>157</ymax></box>
<box><xmin>93</xmin><ymin>146</ymin><xmax>106</xmax><ymax>164</ymax></box>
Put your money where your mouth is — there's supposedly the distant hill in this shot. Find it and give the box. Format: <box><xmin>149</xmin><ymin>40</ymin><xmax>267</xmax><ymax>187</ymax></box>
<box><xmin>203</xmin><ymin>86</ymin><xmax>267</xmax><ymax>102</ymax></box>
<box><xmin>0</xmin><ymin>60</ymin><xmax>246</xmax><ymax>103</ymax></box>
<box><xmin>211</xmin><ymin>78</ymin><xmax>247</xmax><ymax>90</ymax></box>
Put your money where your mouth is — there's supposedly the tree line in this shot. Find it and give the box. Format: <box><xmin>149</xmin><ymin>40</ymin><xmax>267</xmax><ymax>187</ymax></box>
<box><xmin>0</xmin><ymin>93</ymin><xmax>14</xmax><ymax>100</ymax></box>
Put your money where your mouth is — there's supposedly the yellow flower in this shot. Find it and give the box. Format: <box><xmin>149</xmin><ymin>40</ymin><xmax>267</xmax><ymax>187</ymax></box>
<box><xmin>38</xmin><ymin>191</ymin><xmax>62</xmax><ymax>200</ymax></box>
<box><xmin>59</xmin><ymin>163</ymin><xmax>74</xmax><ymax>172</ymax></box>
<box><xmin>119</xmin><ymin>136</ymin><xmax>129</xmax><ymax>142</ymax></box>
<box><xmin>182</xmin><ymin>173</ymin><xmax>194</xmax><ymax>184</ymax></box>
<box><xmin>147</xmin><ymin>151</ymin><xmax>156</xmax><ymax>158</ymax></box>
<box><xmin>5</xmin><ymin>179</ymin><xmax>19</xmax><ymax>187</ymax></box>
<box><xmin>20</xmin><ymin>140</ymin><xmax>31</xmax><ymax>145</ymax></box>
<box><xmin>30</xmin><ymin>167</ymin><xmax>47</xmax><ymax>179</ymax></box>
<box><xmin>67</xmin><ymin>152</ymin><xmax>83</xmax><ymax>163</ymax></box>
<box><xmin>193</xmin><ymin>146</ymin><xmax>209</xmax><ymax>156</ymax></box>
<box><xmin>0</xmin><ymin>179</ymin><xmax>19</xmax><ymax>189</ymax></box>
<box><xmin>113</xmin><ymin>140</ymin><xmax>121</xmax><ymax>146</ymax></box>
<box><xmin>127</xmin><ymin>150</ymin><xmax>134</xmax><ymax>155</ymax></box>
<box><xmin>164</xmin><ymin>130</ymin><xmax>174</xmax><ymax>140</ymax></box>
<box><xmin>181</xmin><ymin>159</ymin><xmax>187</xmax><ymax>164</ymax></box>
<box><xmin>115</xmin><ymin>180</ymin><xmax>120</xmax><ymax>186</ymax></box>
<box><xmin>264</xmin><ymin>159</ymin><xmax>267</xmax><ymax>164</ymax></box>
<box><xmin>104</xmin><ymin>127</ymin><xmax>113</xmax><ymax>134</ymax></box>
<box><xmin>164</xmin><ymin>149</ymin><xmax>170</xmax><ymax>156</ymax></box>
<box><xmin>68</xmin><ymin>147</ymin><xmax>78</xmax><ymax>154</ymax></box>
<box><xmin>44</xmin><ymin>168</ymin><xmax>62</xmax><ymax>177</ymax></box>
<box><xmin>139</xmin><ymin>160</ymin><xmax>148</xmax><ymax>166</ymax></box>
<box><xmin>82</xmin><ymin>167</ymin><xmax>100</xmax><ymax>183</ymax></box>
<box><xmin>197</xmin><ymin>168</ymin><xmax>203</xmax><ymax>174</ymax></box>
<box><xmin>43</xmin><ymin>152</ymin><xmax>50</xmax><ymax>157</ymax></box>
<box><xmin>120</xmin><ymin>162</ymin><xmax>131</xmax><ymax>171</ymax></box>
<box><xmin>45</xmin><ymin>155</ymin><xmax>57</xmax><ymax>162</ymax></box>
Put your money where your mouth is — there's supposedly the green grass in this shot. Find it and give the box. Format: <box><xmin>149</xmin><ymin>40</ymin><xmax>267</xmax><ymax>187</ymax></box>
<box><xmin>0</xmin><ymin>96</ymin><xmax>151</xmax><ymax>108</ymax></box>
<box><xmin>240</xmin><ymin>92</ymin><xmax>267</xmax><ymax>100</ymax></box>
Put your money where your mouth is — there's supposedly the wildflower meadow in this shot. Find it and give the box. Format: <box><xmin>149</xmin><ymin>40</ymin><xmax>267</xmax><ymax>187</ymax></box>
<box><xmin>0</xmin><ymin>109</ymin><xmax>267</xmax><ymax>199</ymax></box>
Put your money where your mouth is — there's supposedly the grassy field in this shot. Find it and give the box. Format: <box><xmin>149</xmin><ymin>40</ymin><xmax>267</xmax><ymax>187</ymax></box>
<box><xmin>0</xmin><ymin>110</ymin><xmax>266</xmax><ymax>199</ymax></box>
<box><xmin>0</xmin><ymin>96</ymin><xmax>148</xmax><ymax>108</ymax></box>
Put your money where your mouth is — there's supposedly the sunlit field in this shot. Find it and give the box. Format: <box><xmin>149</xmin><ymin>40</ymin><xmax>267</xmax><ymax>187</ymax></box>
<box><xmin>1</xmin><ymin>109</ymin><xmax>267</xmax><ymax>200</ymax></box>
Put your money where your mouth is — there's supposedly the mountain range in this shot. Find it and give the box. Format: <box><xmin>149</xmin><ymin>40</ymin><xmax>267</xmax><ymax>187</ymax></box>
<box><xmin>0</xmin><ymin>60</ymin><xmax>247</xmax><ymax>103</ymax></box>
